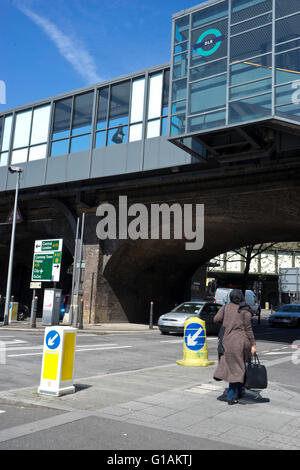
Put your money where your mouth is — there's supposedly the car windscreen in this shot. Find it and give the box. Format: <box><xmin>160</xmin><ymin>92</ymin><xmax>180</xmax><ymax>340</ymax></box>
<box><xmin>171</xmin><ymin>303</ymin><xmax>204</xmax><ymax>314</ymax></box>
<box><xmin>278</xmin><ymin>305</ymin><xmax>300</xmax><ymax>313</ymax></box>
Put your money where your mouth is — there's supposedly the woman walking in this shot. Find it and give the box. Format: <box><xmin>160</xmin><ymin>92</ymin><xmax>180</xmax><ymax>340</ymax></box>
<box><xmin>213</xmin><ymin>289</ymin><xmax>257</xmax><ymax>405</ymax></box>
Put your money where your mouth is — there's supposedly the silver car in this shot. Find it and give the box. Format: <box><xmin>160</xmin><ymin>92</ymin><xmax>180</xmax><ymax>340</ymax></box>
<box><xmin>158</xmin><ymin>301</ymin><xmax>222</xmax><ymax>335</ymax></box>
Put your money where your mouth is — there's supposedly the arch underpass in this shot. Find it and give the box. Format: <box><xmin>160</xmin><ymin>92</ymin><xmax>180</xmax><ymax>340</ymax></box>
<box><xmin>81</xmin><ymin>159</ymin><xmax>300</xmax><ymax>324</ymax></box>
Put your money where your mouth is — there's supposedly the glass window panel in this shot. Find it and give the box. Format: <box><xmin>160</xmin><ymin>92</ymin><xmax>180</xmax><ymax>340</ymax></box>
<box><xmin>95</xmin><ymin>131</ymin><xmax>106</xmax><ymax>148</ymax></box>
<box><xmin>191</xmin><ymin>19</ymin><xmax>228</xmax><ymax>67</ymax></box>
<box><xmin>249</xmin><ymin>256</ymin><xmax>259</xmax><ymax>273</ymax></box>
<box><xmin>173</xmin><ymin>53</ymin><xmax>188</xmax><ymax>80</ymax></box>
<box><xmin>188</xmin><ymin>109</ymin><xmax>226</xmax><ymax>132</ymax></box>
<box><xmin>276</xmin><ymin>38</ymin><xmax>300</xmax><ymax>54</ymax></box>
<box><xmin>170</xmin><ymin>114</ymin><xmax>186</xmax><ymax>136</ymax></box>
<box><xmin>276</xmin><ymin>0</ymin><xmax>300</xmax><ymax>19</ymax></box>
<box><xmin>230</xmin><ymin>55</ymin><xmax>272</xmax><ymax>85</ymax></box>
<box><xmin>276</xmin><ymin>14</ymin><xmax>300</xmax><ymax>45</ymax></box>
<box><xmin>148</xmin><ymin>73</ymin><xmax>163</xmax><ymax>120</ymax></box>
<box><xmin>278</xmin><ymin>252</ymin><xmax>293</xmax><ymax>269</ymax></box>
<box><xmin>275</xmin><ymin>82</ymin><xmax>300</xmax><ymax>105</ymax></box>
<box><xmin>147</xmin><ymin>120</ymin><xmax>160</xmax><ymax>139</ymax></box>
<box><xmin>189</xmin><ymin>74</ymin><xmax>227</xmax><ymax>115</ymax></box>
<box><xmin>2</xmin><ymin>115</ymin><xmax>13</xmax><ymax>151</ymax></box>
<box><xmin>230</xmin><ymin>78</ymin><xmax>272</xmax><ymax>100</ymax></box>
<box><xmin>190</xmin><ymin>58</ymin><xmax>227</xmax><ymax>82</ymax></box>
<box><xmin>108</xmin><ymin>82</ymin><xmax>130</xmax><ymax>128</ymax></box>
<box><xmin>162</xmin><ymin>70</ymin><xmax>170</xmax><ymax>115</ymax></box>
<box><xmin>129</xmin><ymin>123</ymin><xmax>143</xmax><ymax>142</ymax></box>
<box><xmin>171</xmin><ymin>100</ymin><xmax>186</xmax><ymax>114</ymax></box>
<box><xmin>11</xmin><ymin>148</ymin><xmax>28</xmax><ymax>164</ymax></box>
<box><xmin>174</xmin><ymin>16</ymin><xmax>189</xmax><ymax>44</ymax></box>
<box><xmin>30</xmin><ymin>105</ymin><xmax>51</xmax><ymax>145</ymax></box>
<box><xmin>231</xmin><ymin>25</ymin><xmax>272</xmax><ymax>62</ymax></box>
<box><xmin>130</xmin><ymin>78</ymin><xmax>145</xmax><ymax>124</ymax></box>
<box><xmin>0</xmin><ymin>152</ymin><xmax>8</xmax><ymax>167</ymax></box>
<box><xmin>229</xmin><ymin>92</ymin><xmax>272</xmax><ymax>123</ymax></box>
<box><xmin>261</xmin><ymin>252</ymin><xmax>276</xmax><ymax>274</ymax></box>
<box><xmin>172</xmin><ymin>79</ymin><xmax>187</xmax><ymax>102</ymax></box>
<box><xmin>192</xmin><ymin>1</ymin><xmax>228</xmax><ymax>28</ymax></box>
<box><xmin>72</xmin><ymin>92</ymin><xmax>94</xmax><ymax>136</ymax></box>
<box><xmin>275</xmin><ymin>103</ymin><xmax>300</xmax><ymax>123</ymax></box>
<box><xmin>28</xmin><ymin>144</ymin><xmax>47</xmax><ymax>161</ymax></box>
<box><xmin>275</xmin><ymin>49</ymin><xmax>300</xmax><ymax>84</ymax></box>
<box><xmin>174</xmin><ymin>42</ymin><xmax>189</xmax><ymax>54</ymax></box>
<box><xmin>161</xmin><ymin>117</ymin><xmax>168</xmax><ymax>135</ymax></box>
<box><xmin>70</xmin><ymin>134</ymin><xmax>91</xmax><ymax>153</ymax></box>
<box><xmin>96</xmin><ymin>87</ymin><xmax>109</xmax><ymax>130</ymax></box>
<box><xmin>226</xmin><ymin>251</ymin><xmax>241</xmax><ymax>272</ymax></box>
<box><xmin>107</xmin><ymin>126</ymin><xmax>128</xmax><ymax>146</ymax></box>
<box><xmin>231</xmin><ymin>12</ymin><xmax>272</xmax><ymax>35</ymax></box>
<box><xmin>52</xmin><ymin>98</ymin><xmax>72</xmax><ymax>139</ymax></box>
<box><xmin>13</xmin><ymin>110</ymin><xmax>32</xmax><ymax>149</ymax></box>
<box><xmin>231</xmin><ymin>0</ymin><xmax>272</xmax><ymax>24</ymax></box>
<box><xmin>51</xmin><ymin>139</ymin><xmax>69</xmax><ymax>157</ymax></box>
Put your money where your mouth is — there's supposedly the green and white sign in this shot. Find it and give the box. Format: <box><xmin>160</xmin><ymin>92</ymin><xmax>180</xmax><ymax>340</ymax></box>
<box><xmin>31</xmin><ymin>239</ymin><xmax>63</xmax><ymax>282</ymax></box>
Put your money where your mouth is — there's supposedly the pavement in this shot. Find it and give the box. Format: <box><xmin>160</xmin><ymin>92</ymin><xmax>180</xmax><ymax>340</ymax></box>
<box><xmin>0</xmin><ymin>311</ymin><xmax>299</xmax><ymax>450</ymax></box>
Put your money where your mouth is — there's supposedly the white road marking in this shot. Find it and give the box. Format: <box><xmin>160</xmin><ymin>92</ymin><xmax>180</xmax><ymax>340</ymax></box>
<box><xmin>0</xmin><ymin>410</ymin><xmax>5</xmax><ymax>414</ymax></box>
<box><xmin>7</xmin><ymin>345</ymin><xmax>132</xmax><ymax>357</ymax></box>
<box><xmin>265</xmin><ymin>351</ymin><xmax>292</xmax><ymax>355</ymax></box>
<box><xmin>0</xmin><ymin>340</ymin><xmax>27</xmax><ymax>345</ymax></box>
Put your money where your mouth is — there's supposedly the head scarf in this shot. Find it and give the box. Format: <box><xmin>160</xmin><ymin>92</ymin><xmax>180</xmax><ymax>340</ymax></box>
<box><xmin>229</xmin><ymin>289</ymin><xmax>254</xmax><ymax>315</ymax></box>
<box><xmin>229</xmin><ymin>289</ymin><xmax>244</xmax><ymax>304</ymax></box>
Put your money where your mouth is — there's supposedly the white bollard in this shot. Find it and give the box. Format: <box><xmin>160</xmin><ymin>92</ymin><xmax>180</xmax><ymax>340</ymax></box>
<box><xmin>38</xmin><ymin>326</ymin><xmax>77</xmax><ymax>397</ymax></box>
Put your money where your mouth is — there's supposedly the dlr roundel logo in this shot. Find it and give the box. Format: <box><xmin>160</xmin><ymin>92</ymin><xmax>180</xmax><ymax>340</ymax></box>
<box><xmin>194</xmin><ymin>28</ymin><xmax>225</xmax><ymax>57</ymax></box>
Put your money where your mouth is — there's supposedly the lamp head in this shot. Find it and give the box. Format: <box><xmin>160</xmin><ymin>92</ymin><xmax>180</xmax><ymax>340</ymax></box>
<box><xmin>8</xmin><ymin>166</ymin><xmax>23</xmax><ymax>174</ymax></box>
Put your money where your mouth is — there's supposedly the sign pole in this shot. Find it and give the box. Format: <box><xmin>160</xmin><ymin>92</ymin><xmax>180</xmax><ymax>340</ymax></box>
<box><xmin>30</xmin><ymin>290</ymin><xmax>37</xmax><ymax>329</ymax></box>
<box><xmin>69</xmin><ymin>217</ymin><xmax>80</xmax><ymax>326</ymax></box>
<box><xmin>73</xmin><ymin>213</ymin><xmax>85</xmax><ymax>328</ymax></box>
<box><xmin>3</xmin><ymin>170</ymin><xmax>22</xmax><ymax>326</ymax></box>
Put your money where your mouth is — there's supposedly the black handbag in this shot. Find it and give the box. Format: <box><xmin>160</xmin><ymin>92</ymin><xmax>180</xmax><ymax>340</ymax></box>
<box><xmin>218</xmin><ymin>325</ymin><xmax>225</xmax><ymax>355</ymax></box>
<box><xmin>245</xmin><ymin>353</ymin><xmax>268</xmax><ymax>390</ymax></box>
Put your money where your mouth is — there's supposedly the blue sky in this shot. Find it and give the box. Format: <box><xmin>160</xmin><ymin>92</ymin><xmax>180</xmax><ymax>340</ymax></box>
<box><xmin>1</xmin><ymin>0</ymin><xmax>206</xmax><ymax>112</ymax></box>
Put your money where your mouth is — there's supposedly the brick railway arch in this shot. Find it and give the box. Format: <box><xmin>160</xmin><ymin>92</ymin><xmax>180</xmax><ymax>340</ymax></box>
<box><xmin>84</xmin><ymin>170</ymin><xmax>300</xmax><ymax>323</ymax></box>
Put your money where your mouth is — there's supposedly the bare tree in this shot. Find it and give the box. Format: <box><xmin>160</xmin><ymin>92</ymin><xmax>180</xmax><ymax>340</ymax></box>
<box><xmin>230</xmin><ymin>243</ymin><xmax>277</xmax><ymax>293</ymax></box>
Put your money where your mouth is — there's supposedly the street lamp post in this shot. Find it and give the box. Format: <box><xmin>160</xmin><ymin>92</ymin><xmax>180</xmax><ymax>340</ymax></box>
<box><xmin>3</xmin><ymin>166</ymin><xmax>23</xmax><ymax>326</ymax></box>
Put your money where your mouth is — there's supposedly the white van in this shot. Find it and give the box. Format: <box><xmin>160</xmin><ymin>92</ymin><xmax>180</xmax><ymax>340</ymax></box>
<box><xmin>214</xmin><ymin>288</ymin><xmax>260</xmax><ymax>316</ymax></box>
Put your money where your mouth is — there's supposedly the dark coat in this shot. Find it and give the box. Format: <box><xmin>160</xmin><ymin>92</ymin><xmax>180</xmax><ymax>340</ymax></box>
<box><xmin>213</xmin><ymin>303</ymin><xmax>256</xmax><ymax>383</ymax></box>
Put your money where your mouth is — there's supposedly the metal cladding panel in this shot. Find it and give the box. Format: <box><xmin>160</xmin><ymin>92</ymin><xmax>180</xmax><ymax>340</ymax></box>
<box><xmin>125</xmin><ymin>140</ymin><xmax>142</xmax><ymax>174</ymax></box>
<box><xmin>45</xmin><ymin>154</ymin><xmax>68</xmax><ymax>185</ymax></box>
<box><xmin>0</xmin><ymin>167</ymin><xmax>7</xmax><ymax>191</ymax></box>
<box><xmin>66</xmin><ymin>150</ymin><xmax>91</xmax><ymax>182</ymax></box>
<box><xmin>24</xmin><ymin>160</ymin><xmax>47</xmax><ymax>188</ymax></box>
<box><xmin>90</xmin><ymin>147</ymin><xmax>106</xmax><ymax>178</ymax></box>
<box><xmin>143</xmin><ymin>136</ymin><xmax>192</xmax><ymax>171</ymax></box>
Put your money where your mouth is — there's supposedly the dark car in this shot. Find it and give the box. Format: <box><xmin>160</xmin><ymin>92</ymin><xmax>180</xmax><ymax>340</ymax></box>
<box><xmin>157</xmin><ymin>301</ymin><xmax>222</xmax><ymax>335</ymax></box>
<box><xmin>269</xmin><ymin>304</ymin><xmax>300</xmax><ymax>328</ymax></box>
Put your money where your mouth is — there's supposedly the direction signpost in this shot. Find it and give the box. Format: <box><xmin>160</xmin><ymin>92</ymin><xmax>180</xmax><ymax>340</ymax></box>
<box><xmin>31</xmin><ymin>239</ymin><xmax>63</xmax><ymax>282</ymax></box>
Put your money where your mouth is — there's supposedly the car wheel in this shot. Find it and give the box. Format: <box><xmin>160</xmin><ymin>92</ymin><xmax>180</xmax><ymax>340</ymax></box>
<box><xmin>160</xmin><ymin>330</ymin><xmax>169</xmax><ymax>335</ymax></box>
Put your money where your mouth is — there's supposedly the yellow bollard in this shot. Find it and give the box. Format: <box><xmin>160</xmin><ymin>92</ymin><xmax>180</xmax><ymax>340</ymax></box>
<box><xmin>177</xmin><ymin>317</ymin><xmax>215</xmax><ymax>367</ymax></box>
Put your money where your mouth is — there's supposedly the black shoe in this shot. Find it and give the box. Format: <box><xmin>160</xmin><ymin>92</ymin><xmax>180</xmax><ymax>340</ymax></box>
<box><xmin>227</xmin><ymin>399</ymin><xmax>239</xmax><ymax>405</ymax></box>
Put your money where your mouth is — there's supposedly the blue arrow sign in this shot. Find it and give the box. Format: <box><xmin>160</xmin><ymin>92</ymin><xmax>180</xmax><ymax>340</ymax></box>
<box><xmin>46</xmin><ymin>330</ymin><xmax>61</xmax><ymax>350</ymax></box>
<box><xmin>185</xmin><ymin>323</ymin><xmax>205</xmax><ymax>351</ymax></box>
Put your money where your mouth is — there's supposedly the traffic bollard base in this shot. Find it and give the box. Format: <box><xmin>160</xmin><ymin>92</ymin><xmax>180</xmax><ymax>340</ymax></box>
<box><xmin>38</xmin><ymin>385</ymin><xmax>75</xmax><ymax>397</ymax></box>
<box><xmin>176</xmin><ymin>359</ymin><xmax>215</xmax><ymax>367</ymax></box>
